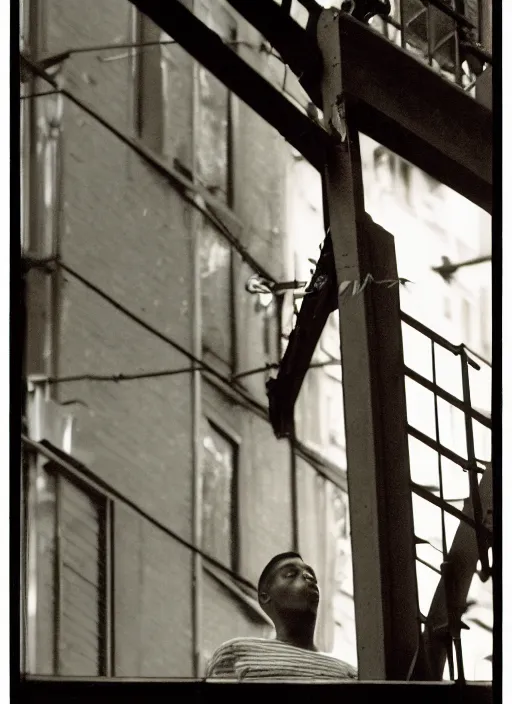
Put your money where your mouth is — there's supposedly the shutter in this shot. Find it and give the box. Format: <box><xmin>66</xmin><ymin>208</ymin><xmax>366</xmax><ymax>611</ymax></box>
<box><xmin>59</xmin><ymin>478</ymin><xmax>104</xmax><ymax>676</ymax></box>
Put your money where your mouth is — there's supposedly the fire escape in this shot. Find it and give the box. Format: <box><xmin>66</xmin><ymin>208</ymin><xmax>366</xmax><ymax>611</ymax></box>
<box><xmin>20</xmin><ymin>0</ymin><xmax>493</xmax><ymax>701</ymax></box>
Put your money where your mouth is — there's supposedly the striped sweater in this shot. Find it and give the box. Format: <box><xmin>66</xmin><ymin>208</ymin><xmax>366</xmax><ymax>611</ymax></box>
<box><xmin>205</xmin><ymin>637</ymin><xmax>358</xmax><ymax>682</ymax></box>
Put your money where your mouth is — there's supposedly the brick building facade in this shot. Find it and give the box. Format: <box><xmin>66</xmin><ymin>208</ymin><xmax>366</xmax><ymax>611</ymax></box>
<box><xmin>21</xmin><ymin>0</ymin><xmax>353</xmax><ymax>678</ymax></box>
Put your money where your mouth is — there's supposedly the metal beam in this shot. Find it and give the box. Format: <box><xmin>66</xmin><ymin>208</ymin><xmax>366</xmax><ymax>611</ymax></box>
<box><xmin>318</xmin><ymin>10</ymin><xmax>420</xmax><ymax>680</ymax></box>
<box><xmin>224</xmin><ymin>0</ymin><xmax>323</xmax><ymax>108</ymax></box>
<box><xmin>127</xmin><ymin>0</ymin><xmax>332</xmax><ymax>171</ymax></box>
<box><xmin>336</xmin><ymin>13</ymin><xmax>492</xmax><ymax>214</ymax></box>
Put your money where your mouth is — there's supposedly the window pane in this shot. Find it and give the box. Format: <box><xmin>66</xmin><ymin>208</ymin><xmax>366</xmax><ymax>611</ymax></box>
<box><xmin>196</xmin><ymin>66</ymin><xmax>230</xmax><ymax>202</ymax></box>
<box><xmin>200</xmin><ymin>219</ymin><xmax>233</xmax><ymax>364</ymax></box>
<box><xmin>161</xmin><ymin>31</ymin><xmax>194</xmax><ymax>170</ymax></box>
<box><xmin>201</xmin><ymin>422</ymin><xmax>236</xmax><ymax>568</ymax></box>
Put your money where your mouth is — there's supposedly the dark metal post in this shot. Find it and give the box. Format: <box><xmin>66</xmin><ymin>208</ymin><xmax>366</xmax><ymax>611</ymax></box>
<box><xmin>317</xmin><ymin>9</ymin><xmax>421</xmax><ymax>680</ymax></box>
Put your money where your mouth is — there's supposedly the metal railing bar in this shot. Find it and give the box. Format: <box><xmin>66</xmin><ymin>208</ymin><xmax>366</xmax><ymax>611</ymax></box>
<box><xmin>411</xmin><ymin>482</ymin><xmax>492</xmax><ymax>541</ymax></box>
<box><xmin>416</xmin><ymin>556</ymin><xmax>442</xmax><ymax>575</ymax></box>
<box><xmin>424</xmin><ymin>0</ymin><xmax>475</xmax><ymax>30</ymax></box>
<box><xmin>400</xmin><ymin>312</ymin><xmax>482</xmax><ymax>369</ymax></box>
<box><xmin>407</xmin><ymin>424</ymin><xmax>471</xmax><ymax>470</ymax></box>
<box><xmin>431</xmin><ymin>340</ymin><xmax>448</xmax><ymax>558</ymax></box>
<box><xmin>404</xmin><ymin>366</ymin><xmax>492</xmax><ymax>429</ymax></box>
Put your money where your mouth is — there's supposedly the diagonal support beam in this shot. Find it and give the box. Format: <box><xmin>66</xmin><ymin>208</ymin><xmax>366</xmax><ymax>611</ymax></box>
<box><xmin>127</xmin><ymin>0</ymin><xmax>332</xmax><ymax>171</ymax></box>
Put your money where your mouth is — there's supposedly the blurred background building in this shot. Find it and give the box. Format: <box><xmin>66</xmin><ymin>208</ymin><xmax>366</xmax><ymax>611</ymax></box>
<box><xmin>20</xmin><ymin>0</ymin><xmax>493</xmax><ymax>682</ymax></box>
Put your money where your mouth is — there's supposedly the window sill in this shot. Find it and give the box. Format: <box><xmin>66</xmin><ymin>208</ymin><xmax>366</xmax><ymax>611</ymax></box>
<box><xmin>203</xmin><ymin>562</ymin><xmax>273</xmax><ymax>627</ymax></box>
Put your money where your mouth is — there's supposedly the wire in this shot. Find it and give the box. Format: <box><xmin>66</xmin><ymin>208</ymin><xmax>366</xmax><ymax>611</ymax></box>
<box><xmin>20</xmin><ymin>54</ymin><xmax>278</xmax><ymax>286</ymax></box>
<box><xmin>20</xmin><ymin>56</ymin><xmax>350</xmax><ymax>496</ymax></box>
<box><xmin>47</xmin><ymin>366</ymin><xmax>201</xmax><ymax>385</ymax></box>
<box><xmin>58</xmin><ymin>260</ymin><xmax>227</xmax><ymax>385</ymax></box>
<box><xmin>20</xmin><ymin>90</ymin><xmax>60</xmax><ymax>100</ymax></box>
<box><xmin>21</xmin><ymin>434</ymin><xmax>259</xmax><ymax>595</ymax></box>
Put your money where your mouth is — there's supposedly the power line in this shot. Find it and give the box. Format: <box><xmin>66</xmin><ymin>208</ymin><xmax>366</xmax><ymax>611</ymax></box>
<box><xmin>20</xmin><ymin>54</ymin><xmax>278</xmax><ymax>285</ymax></box>
<box><xmin>21</xmin><ymin>434</ymin><xmax>259</xmax><ymax>595</ymax></box>
<box><xmin>20</xmin><ymin>56</ymin><xmax>349</xmax><ymax>492</ymax></box>
<box><xmin>48</xmin><ymin>366</ymin><xmax>201</xmax><ymax>385</ymax></box>
<box><xmin>58</xmin><ymin>261</ymin><xmax>226</xmax><ymax>384</ymax></box>
<box><xmin>53</xmin><ymin>259</ymin><xmax>348</xmax><ymax>491</ymax></box>
<box><xmin>20</xmin><ymin>89</ymin><xmax>60</xmax><ymax>100</ymax></box>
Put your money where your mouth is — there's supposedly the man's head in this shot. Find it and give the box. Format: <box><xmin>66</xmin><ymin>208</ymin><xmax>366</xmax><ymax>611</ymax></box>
<box><xmin>257</xmin><ymin>552</ymin><xmax>320</xmax><ymax>622</ymax></box>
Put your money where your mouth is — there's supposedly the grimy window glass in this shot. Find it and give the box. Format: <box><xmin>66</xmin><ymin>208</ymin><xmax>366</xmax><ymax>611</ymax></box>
<box><xmin>195</xmin><ymin>0</ymin><xmax>236</xmax><ymax>203</ymax></box>
<box><xmin>201</xmin><ymin>420</ymin><xmax>237</xmax><ymax>569</ymax></box>
<box><xmin>200</xmin><ymin>218</ymin><xmax>233</xmax><ymax>365</ymax></box>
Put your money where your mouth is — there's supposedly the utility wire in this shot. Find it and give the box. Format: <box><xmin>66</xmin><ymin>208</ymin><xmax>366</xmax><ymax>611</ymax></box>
<box><xmin>48</xmin><ymin>366</ymin><xmax>201</xmax><ymax>385</ymax></box>
<box><xmin>21</xmin><ymin>434</ymin><xmax>259</xmax><ymax>595</ymax></box>
<box><xmin>21</xmin><ymin>54</ymin><xmax>278</xmax><ymax>285</ymax></box>
<box><xmin>58</xmin><ymin>260</ymin><xmax>228</xmax><ymax>387</ymax></box>
<box><xmin>20</xmin><ymin>89</ymin><xmax>60</xmax><ymax>100</ymax></box>
<box><xmin>42</xmin><ymin>256</ymin><xmax>349</xmax><ymax>492</ymax></box>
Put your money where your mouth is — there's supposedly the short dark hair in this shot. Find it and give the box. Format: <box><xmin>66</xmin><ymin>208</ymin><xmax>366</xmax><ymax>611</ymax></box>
<box><xmin>257</xmin><ymin>552</ymin><xmax>303</xmax><ymax>595</ymax></box>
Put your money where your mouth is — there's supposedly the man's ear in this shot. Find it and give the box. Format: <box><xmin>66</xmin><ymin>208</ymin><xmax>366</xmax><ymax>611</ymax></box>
<box><xmin>259</xmin><ymin>590</ymin><xmax>270</xmax><ymax>606</ymax></box>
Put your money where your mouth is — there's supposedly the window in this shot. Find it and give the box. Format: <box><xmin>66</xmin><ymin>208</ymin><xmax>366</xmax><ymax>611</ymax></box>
<box><xmin>134</xmin><ymin>15</ymin><xmax>165</xmax><ymax>155</ymax></box>
<box><xmin>201</xmin><ymin>421</ymin><xmax>238</xmax><ymax>571</ymax></box>
<box><xmin>200</xmin><ymin>218</ymin><xmax>234</xmax><ymax>367</ymax></box>
<box><xmin>135</xmin><ymin>1</ymin><xmax>235</xmax><ymax>200</ymax></box>
<box><xmin>26</xmin><ymin>462</ymin><xmax>111</xmax><ymax>676</ymax></box>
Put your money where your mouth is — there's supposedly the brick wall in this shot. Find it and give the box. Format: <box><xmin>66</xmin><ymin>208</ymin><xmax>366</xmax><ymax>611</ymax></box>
<box><xmin>36</xmin><ymin>0</ymin><xmax>296</xmax><ymax>678</ymax></box>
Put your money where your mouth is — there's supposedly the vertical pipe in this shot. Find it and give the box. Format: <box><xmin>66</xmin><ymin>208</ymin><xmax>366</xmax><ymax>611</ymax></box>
<box><xmin>190</xmin><ymin>4</ymin><xmax>204</xmax><ymax>675</ymax></box>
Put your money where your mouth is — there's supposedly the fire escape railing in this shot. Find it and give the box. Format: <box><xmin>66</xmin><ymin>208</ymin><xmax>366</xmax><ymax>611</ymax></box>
<box><xmin>377</xmin><ymin>0</ymin><xmax>492</xmax><ymax>90</ymax></box>
<box><xmin>400</xmin><ymin>311</ymin><xmax>492</xmax><ymax>682</ymax></box>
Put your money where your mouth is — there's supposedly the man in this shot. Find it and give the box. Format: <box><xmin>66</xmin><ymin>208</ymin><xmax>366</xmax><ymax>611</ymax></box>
<box><xmin>205</xmin><ymin>552</ymin><xmax>357</xmax><ymax>681</ymax></box>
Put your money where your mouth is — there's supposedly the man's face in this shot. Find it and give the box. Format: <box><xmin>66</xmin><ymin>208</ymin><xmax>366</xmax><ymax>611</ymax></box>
<box><xmin>262</xmin><ymin>557</ymin><xmax>320</xmax><ymax>614</ymax></box>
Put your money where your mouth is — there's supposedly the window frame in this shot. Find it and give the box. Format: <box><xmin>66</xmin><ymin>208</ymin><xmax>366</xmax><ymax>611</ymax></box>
<box><xmin>201</xmin><ymin>414</ymin><xmax>240</xmax><ymax>575</ymax></box>
<box><xmin>134</xmin><ymin>5</ymin><xmax>237</xmax><ymax>208</ymax></box>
